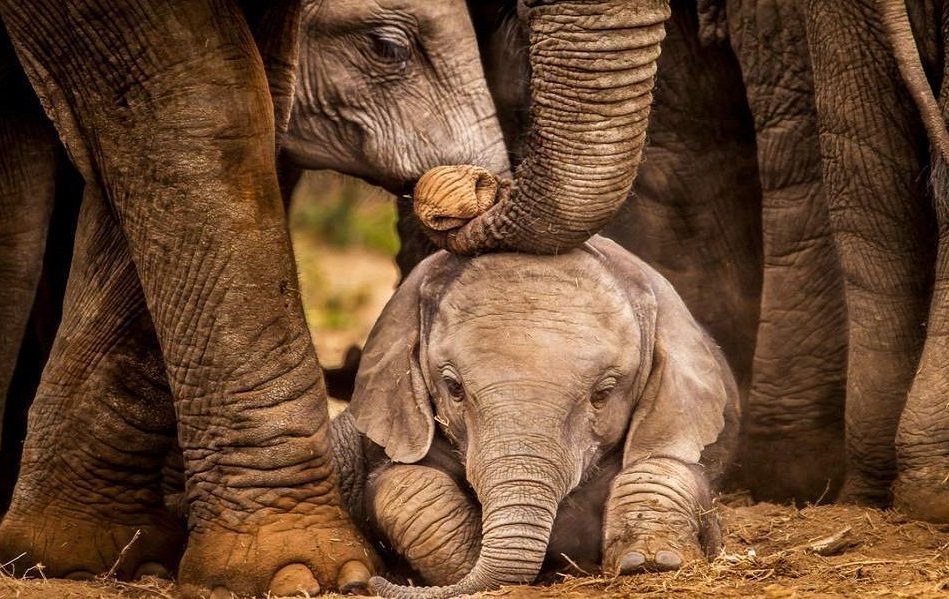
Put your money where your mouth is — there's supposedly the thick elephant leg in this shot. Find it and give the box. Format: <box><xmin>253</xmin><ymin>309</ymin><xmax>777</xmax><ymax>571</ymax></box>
<box><xmin>893</xmin><ymin>35</ymin><xmax>949</xmax><ymax>521</ymax></box>
<box><xmin>0</xmin><ymin>0</ymin><xmax>375</xmax><ymax>595</ymax></box>
<box><xmin>894</xmin><ymin>265</ymin><xmax>949</xmax><ymax>522</ymax></box>
<box><xmin>602</xmin><ymin>0</ymin><xmax>762</xmax><ymax>399</ymax></box>
<box><xmin>368</xmin><ymin>464</ymin><xmax>480</xmax><ymax>586</ymax></box>
<box><xmin>803</xmin><ymin>0</ymin><xmax>935</xmax><ymax>506</ymax></box>
<box><xmin>726</xmin><ymin>0</ymin><xmax>848</xmax><ymax>503</ymax></box>
<box><xmin>0</xmin><ymin>186</ymin><xmax>184</xmax><ymax>579</ymax></box>
<box><xmin>602</xmin><ymin>458</ymin><xmax>718</xmax><ymax>575</ymax></box>
<box><xmin>0</xmin><ymin>38</ymin><xmax>57</xmax><ymax>450</ymax></box>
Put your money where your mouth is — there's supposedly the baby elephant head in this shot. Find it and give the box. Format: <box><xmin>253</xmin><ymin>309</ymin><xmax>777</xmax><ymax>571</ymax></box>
<box><xmin>350</xmin><ymin>236</ymin><xmax>737</xmax><ymax>598</ymax></box>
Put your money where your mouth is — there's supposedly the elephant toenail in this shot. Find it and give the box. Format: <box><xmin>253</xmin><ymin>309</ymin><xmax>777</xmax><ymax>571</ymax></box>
<box><xmin>270</xmin><ymin>563</ymin><xmax>321</xmax><ymax>597</ymax></box>
<box><xmin>618</xmin><ymin>551</ymin><xmax>647</xmax><ymax>574</ymax></box>
<box><xmin>337</xmin><ymin>560</ymin><xmax>371</xmax><ymax>594</ymax></box>
<box><xmin>64</xmin><ymin>570</ymin><xmax>96</xmax><ymax>581</ymax></box>
<box><xmin>210</xmin><ymin>587</ymin><xmax>234</xmax><ymax>599</ymax></box>
<box><xmin>134</xmin><ymin>561</ymin><xmax>170</xmax><ymax>579</ymax></box>
<box><xmin>655</xmin><ymin>550</ymin><xmax>683</xmax><ymax>570</ymax></box>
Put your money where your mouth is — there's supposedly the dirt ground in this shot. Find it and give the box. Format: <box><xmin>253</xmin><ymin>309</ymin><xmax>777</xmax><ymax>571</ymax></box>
<box><xmin>3</xmin><ymin>178</ymin><xmax>946</xmax><ymax>598</ymax></box>
<box><xmin>2</xmin><ymin>500</ymin><xmax>946</xmax><ymax>598</ymax></box>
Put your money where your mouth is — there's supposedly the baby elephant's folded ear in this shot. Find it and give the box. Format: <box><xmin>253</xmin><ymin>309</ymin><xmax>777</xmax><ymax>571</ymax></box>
<box><xmin>590</xmin><ymin>237</ymin><xmax>739</xmax><ymax>471</ymax></box>
<box><xmin>349</xmin><ymin>253</ymin><xmax>457</xmax><ymax>464</ymax></box>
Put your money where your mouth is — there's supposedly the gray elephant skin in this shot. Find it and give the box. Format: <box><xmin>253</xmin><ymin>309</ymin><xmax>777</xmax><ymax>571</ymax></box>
<box><xmin>0</xmin><ymin>0</ymin><xmax>508</xmax><ymax>596</ymax></box>
<box><xmin>331</xmin><ymin>236</ymin><xmax>740</xmax><ymax>599</ymax></box>
<box><xmin>468</xmin><ymin>0</ymin><xmax>949</xmax><ymax>521</ymax></box>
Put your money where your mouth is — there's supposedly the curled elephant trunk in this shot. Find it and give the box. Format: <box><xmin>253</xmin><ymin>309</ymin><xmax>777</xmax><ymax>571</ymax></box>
<box><xmin>369</xmin><ymin>451</ymin><xmax>568</xmax><ymax>599</ymax></box>
<box><xmin>417</xmin><ymin>0</ymin><xmax>671</xmax><ymax>255</ymax></box>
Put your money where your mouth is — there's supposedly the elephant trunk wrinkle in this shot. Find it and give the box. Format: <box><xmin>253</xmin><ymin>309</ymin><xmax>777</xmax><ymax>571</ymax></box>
<box><xmin>420</xmin><ymin>0</ymin><xmax>671</xmax><ymax>256</ymax></box>
<box><xmin>369</xmin><ymin>448</ymin><xmax>568</xmax><ymax>598</ymax></box>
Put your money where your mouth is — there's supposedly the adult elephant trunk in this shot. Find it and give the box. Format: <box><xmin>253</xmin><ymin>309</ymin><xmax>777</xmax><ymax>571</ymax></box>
<box><xmin>427</xmin><ymin>0</ymin><xmax>671</xmax><ymax>255</ymax></box>
<box><xmin>370</xmin><ymin>444</ymin><xmax>570</xmax><ymax>599</ymax></box>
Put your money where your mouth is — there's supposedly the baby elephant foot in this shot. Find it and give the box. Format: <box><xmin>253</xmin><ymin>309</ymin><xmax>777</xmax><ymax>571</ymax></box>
<box><xmin>0</xmin><ymin>504</ymin><xmax>183</xmax><ymax>580</ymax></box>
<box><xmin>177</xmin><ymin>507</ymin><xmax>378</xmax><ymax>598</ymax></box>
<box><xmin>602</xmin><ymin>458</ymin><xmax>719</xmax><ymax>575</ymax></box>
<box><xmin>608</xmin><ymin>526</ymin><xmax>706</xmax><ymax>574</ymax></box>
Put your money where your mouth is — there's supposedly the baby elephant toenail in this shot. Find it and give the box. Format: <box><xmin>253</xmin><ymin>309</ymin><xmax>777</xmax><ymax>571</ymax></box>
<box><xmin>655</xmin><ymin>550</ymin><xmax>683</xmax><ymax>570</ymax></box>
<box><xmin>618</xmin><ymin>551</ymin><xmax>647</xmax><ymax>574</ymax></box>
<box><xmin>134</xmin><ymin>561</ymin><xmax>170</xmax><ymax>579</ymax></box>
<box><xmin>64</xmin><ymin>570</ymin><xmax>96</xmax><ymax>581</ymax></box>
<box><xmin>338</xmin><ymin>560</ymin><xmax>371</xmax><ymax>594</ymax></box>
<box><xmin>210</xmin><ymin>586</ymin><xmax>234</xmax><ymax>599</ymax></box>
<box><xmin>270</xmin><ymin>563</ymin><xmax>321</xmax><ymax>597</ymax></box>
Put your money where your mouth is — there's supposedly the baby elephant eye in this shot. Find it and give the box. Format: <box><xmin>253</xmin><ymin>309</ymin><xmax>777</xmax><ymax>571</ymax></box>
<box><xmin>442</xmin><ymin>370</ymin><xmax>465</xmax><ymax>402</ymax></box>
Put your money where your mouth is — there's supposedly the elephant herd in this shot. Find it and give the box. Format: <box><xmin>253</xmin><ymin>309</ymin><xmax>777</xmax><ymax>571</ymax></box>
<box><xmin>0</xmin><ymin>0</ymin><xmax>946</xmax><ymax>598</ymax></box>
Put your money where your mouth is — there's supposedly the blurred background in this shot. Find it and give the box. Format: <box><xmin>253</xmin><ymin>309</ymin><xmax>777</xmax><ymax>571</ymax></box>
<box><xmin>288</xmin><ymin>171</ymin><xmax>399</xmax><ymax>373</ymax></box>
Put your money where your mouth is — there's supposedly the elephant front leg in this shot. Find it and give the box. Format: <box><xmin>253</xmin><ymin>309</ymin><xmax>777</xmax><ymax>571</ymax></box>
<box><xmin>602</xmin><ymin>458</ymin><xmax>719</xmax><ymax>574</ymax></box>
<box><xmin>0</xmin><ymin>67</ymin><xmax>58</xmax><ymax>451</ymax></box>
<box><xmin>369</xmin><ymin>464</ymin><xmax>481</xmax><ymax>586</ymax></box>
<box><xmin>0</xmin><ymin>186</ymin><xmax>184</xmax><ymax>580</ymax></box>
<box><xmin>0</xmin><ymin>0</ymin><xmax>378</xmax><ymax>596</ymax></box>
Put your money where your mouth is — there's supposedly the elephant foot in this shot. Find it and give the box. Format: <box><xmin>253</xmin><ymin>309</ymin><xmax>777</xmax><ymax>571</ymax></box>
<box><xmin>604</xmin><ymin>529</ymin><xmax>705</xmax><ymax>575</ymax></box>
<box><xmin>177</xmin><ymin>507</ymin><xmax>377</xmax><ymax>598</ymax></box>
<box><xmin>602</xmin><ymin>459</ymin><xmax>718</xmax><ymax>576</ymax></box>
<box><xmin>0</xmin><ymin>504</ymin><xmax>183</xmax><ymax>580</ymax></box>
<box><xmin>893</xmin><ymin>470</ymin><xmax>949</xmax><ymax>524</ymax></box>
<box><xmin>837</xmin><ymin>474</ymin><xmax>892</xmax><ymax>508</ymax></box>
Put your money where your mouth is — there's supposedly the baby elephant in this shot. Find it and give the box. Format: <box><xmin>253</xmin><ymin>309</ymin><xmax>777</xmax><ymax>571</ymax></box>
<box><xmin>331</xmin><ymin>236</ymin><xmax>740</xmax><ymax>599</ymax></box>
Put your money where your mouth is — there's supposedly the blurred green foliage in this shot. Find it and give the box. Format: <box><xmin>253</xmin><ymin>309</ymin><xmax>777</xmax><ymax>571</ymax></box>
<box><xmin>289</xmin><ymin>171</ymin><xmax>400</xmax><ymax>336</ymax></box>
<box><xmin>290</xmin><ymin>171</ymin><xmax>399</xmax><ymax>254</ymax></box>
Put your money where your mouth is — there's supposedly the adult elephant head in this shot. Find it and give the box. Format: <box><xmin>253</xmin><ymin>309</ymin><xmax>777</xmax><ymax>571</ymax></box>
<box><xmin>423</xmin><ymin>0</ymin><xmax>671</xmax><ymax>255</ymax></box>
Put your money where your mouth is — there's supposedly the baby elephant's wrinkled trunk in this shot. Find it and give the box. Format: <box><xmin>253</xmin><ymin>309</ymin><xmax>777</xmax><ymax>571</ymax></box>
<box><xmin>370</xmin><ymin>436</ymin><xmax>573</xmax><ymax>599</ymax></box>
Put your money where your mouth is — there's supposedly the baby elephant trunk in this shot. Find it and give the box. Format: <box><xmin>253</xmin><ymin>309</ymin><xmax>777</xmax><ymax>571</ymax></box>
<box><xmin>370</xmin><ymin>447</ymin><xmax>571</xmax><ymax>599</ymax></box>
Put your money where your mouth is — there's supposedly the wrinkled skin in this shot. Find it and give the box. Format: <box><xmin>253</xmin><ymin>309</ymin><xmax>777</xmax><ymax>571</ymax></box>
<box><xmin>418</xmin><ymin>0</ymin><xmax>672</xmax><ymax>255</ymax></box>
<box><xmin>660</xmin><ymin>0</ymin><xmax>949</xmax><ymax>516</ymax></box>
<box><xmin>283</xmin><ymin>0</ymin><xmax>509</xmax><ymax>191</ymax></box>
<box><xmin>333</xmin><ymin>236</ymin><xmax>740</xmax><ymax>599</ymax></box>
<box><xmin>469</xmin><ymin>0</ymin><xmax>949</xmax><ymax>518</ymax></box>
<box><xmin>0</xmin><ymin>0</ymin><xmax>510</xmax><ymax>501</ymax></box>
<box><xmin>0</xmin><ymin>0</ymin><xmax>510</xmax><ymax>596</ymax></box>
<box><xmin>718</xmin><ymin>0</ymin><xmax>849</xmax><ymax>503</ymax></box>
<box><xmin>798</xmin><ymin>0</ymin><xmax>949</xmax><ymax>520</ymax></box>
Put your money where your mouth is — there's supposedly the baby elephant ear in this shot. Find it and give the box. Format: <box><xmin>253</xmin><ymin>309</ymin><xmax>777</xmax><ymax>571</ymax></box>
<box><xmin>349</xmin><ymin>253</ymin><xmax>456</xmax><ymax>463</ymax></box>
<box><xmin>590</xmin><ymin>237</ymin><xmax>739</xmax><ymax>467</ymax></box>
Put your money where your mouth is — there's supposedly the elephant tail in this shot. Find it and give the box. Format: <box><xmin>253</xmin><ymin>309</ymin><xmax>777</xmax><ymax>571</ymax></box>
<box><xmin>877</xmin><ymin>1</ymin><xmax>949</xmax><ymax>172</ymax></box>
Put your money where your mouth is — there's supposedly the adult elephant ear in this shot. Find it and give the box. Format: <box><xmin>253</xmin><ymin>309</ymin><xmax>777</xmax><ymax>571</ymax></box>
<box><xmin>591</xmin><ymin>237</ymin><xmax>739</xmax><ymax>473</ymax></box>
<box><xmin>416</xmin><ymin>0</ymin><xmax>672</xmax><ymax>256</ymax></box>
<box><xmin>349</xmin><ymin>253</ymin><xmax>459</xmax><ymax>463</ymax></box>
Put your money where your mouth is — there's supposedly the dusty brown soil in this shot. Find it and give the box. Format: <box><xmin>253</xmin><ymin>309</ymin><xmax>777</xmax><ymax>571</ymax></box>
<box><xmin>3</xmin><ymin>500</ymin><xmax>946</xmax><ymax>598</ymax></box>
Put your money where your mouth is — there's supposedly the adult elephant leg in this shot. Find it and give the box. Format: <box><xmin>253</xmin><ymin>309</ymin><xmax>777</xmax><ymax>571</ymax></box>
<box><xmin>0</xmin><ymin>0</ymin><xmax>375</xmax><ymax>595</ymax></box>
<box><xmin>803</xmin><ymin>0</ymin><xmax>935</xmax><ymax>506</ymax></box>
<box><xmin>0</xmin><ymin>36</ymin><xmax>57</xmax><ymax>450</ymax></box>
<box><xmin>603</xmin><ymin>0</ymin><xmax>763</xmax><ymax>400</ymax></box>
<box><xmin>727</xmin><ymin>0</ymin><xmax>848</xmax><ymax>502</ymax></box>
<box><xmin>0</xmin><ymin>186</ymin><xmax>184</xmax><ymax>579</ymax></box>
<box><xmin>894</xmin><ymin>178</ymin><xmax>949</xmax><ymax>522</ymax></box>
<box><xmin>893</xmin><ymin>14</ymin><xmax>949</xmax><ymax>521</ymax></box>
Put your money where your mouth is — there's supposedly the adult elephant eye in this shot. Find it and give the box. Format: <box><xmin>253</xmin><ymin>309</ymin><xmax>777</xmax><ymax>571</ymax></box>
<box><xmin>370</xmin><ymin>30</ymin><xmax>411</xmax><ymax>69</ymax></box>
